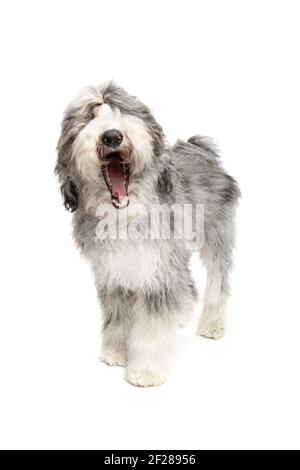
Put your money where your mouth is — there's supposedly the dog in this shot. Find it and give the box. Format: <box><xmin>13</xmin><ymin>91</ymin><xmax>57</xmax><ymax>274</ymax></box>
<box><xmin>55</xmin><ymin>81</ymin><xmax>240</xmax><ymax>387</ymax></box>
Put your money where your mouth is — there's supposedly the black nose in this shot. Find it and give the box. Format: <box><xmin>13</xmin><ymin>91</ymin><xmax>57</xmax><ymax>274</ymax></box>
<box><xmin>101</xmin><ymin>129</ymin><xmax>123</xmax><ymax>148</ymax></box>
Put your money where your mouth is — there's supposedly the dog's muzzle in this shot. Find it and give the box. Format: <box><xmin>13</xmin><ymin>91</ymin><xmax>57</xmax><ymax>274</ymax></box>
<box><xmin>97</xmin><ymin>132</ymin><xmax>132</xmax><ymax>210</ymax></box>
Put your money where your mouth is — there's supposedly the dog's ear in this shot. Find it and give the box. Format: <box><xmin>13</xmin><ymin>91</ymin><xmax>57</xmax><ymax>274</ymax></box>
<box><xmin>60</xmin><ymin>177</ymin><xmax>79</xmax><ymax>212</ymax></box>
<box><xmin>55</xmin><ymin>112</ymin><xmax>79</xmax><ymax>212</ymax></box>
<box><xmin>157</xmin><ymin>167</ymin><xmax>173</xmax><ymax>195</ymax></box>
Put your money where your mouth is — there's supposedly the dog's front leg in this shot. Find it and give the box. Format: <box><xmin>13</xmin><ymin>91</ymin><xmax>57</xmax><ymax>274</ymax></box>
<box><xmin>99</xmin><ymin>288</ymin><xmax>133</xmax><ymax>367</ymax></box>
<box><xmin>100</xmin><ymin>317</ymin><xmax>128</xmax><ymax>367</ymax></box>
<box><xmin>125</xmin><ymin>297</ymin><xmax>179</xmax><ymax>387</ymax></box>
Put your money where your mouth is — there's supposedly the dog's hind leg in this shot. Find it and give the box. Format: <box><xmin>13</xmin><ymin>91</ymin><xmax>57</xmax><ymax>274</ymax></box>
<box><xmin>197</xmin><ymin>255</ymin><xmax>228</xmax><ymax>340</ymax></box>
<box><xmin>197</xmin><ymin>218</ymin><xmax>235</xmax><ymax>340</ymax></box>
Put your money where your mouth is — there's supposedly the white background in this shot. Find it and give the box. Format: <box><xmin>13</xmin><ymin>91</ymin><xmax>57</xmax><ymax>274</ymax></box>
<box><xmin>0</xmin><ymin>0</ymin><xmax>299</xmax><ymax>450</ymax></box>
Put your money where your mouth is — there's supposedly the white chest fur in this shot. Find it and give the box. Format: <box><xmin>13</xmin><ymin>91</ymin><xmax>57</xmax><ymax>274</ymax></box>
<box><xmin>93</xmin><ymin>239</ymin><xmax>166</xmax><ymax>291</ymax></box>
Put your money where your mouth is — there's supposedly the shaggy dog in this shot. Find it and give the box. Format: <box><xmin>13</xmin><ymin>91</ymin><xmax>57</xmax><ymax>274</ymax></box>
<box><xmin>55</xmin><ymin>82</ymin><xmax>240</xmax><ymax>387</ymax></box>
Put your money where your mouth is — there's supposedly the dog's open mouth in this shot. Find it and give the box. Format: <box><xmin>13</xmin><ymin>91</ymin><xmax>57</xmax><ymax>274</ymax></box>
<box><xmin>100</xmin><ymin>153</ymin><xmax>130</xmax><ymax>209</ymax></box>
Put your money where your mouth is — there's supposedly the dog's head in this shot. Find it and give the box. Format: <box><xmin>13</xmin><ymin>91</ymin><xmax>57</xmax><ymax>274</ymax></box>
<box><xmin>55</xmin><ymin>82</ymin><xmax>165</xmax><ymax>213</ymax></box>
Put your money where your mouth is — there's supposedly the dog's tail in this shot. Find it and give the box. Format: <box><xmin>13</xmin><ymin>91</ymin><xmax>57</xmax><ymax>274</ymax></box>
<box><xmin>187</xmin><ymin>135</ymin><xmax>220</xmax><ymax>158</ymax></box>
<box><xmin>172</xmin><ymin>135</ymin><xmax>220</xmax><ymax>165</ymax></box>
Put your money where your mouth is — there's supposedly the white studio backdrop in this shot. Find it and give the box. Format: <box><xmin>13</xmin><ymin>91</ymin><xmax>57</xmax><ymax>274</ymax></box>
<box><xmin>0</xmin><ymin>0</ymin><xmax>299</xmax><ymax>450</ymax></box>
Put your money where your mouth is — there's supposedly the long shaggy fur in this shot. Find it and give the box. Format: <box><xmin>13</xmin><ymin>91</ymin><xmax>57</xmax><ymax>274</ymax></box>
<box><xmin>55</xmin><ymin>81</ymin><xmax>240</xmax><ymax>387</ymax></box>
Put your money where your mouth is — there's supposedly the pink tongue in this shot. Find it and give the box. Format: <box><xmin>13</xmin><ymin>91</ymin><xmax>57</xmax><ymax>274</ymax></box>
<box><xmin>107</xmin><ymin>161</ymin><xmax>128</xmax><ymax>208</ymax></box>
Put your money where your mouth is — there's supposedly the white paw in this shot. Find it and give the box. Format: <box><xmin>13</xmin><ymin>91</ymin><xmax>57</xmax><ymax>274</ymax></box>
<box><xmin>125</xmin><ymin>367</ymin><xmax>166</xmax><ymax>387</ymax></box>
<box><xmin>197</xmin><ymin>318</ymin><xmax>225</xmax><ymax>340</ymax></box>
<box><xmin>100</xmin><ymin>346</ymin><xmax>127</xmax><ymax>367</ymax></box>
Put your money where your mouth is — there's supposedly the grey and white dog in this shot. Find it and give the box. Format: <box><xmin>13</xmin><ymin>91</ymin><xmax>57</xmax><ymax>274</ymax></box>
<box><xmin>55</xmin><ymin>82</ymin><xmax>240</xmax><ymax>387</ymax></box>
